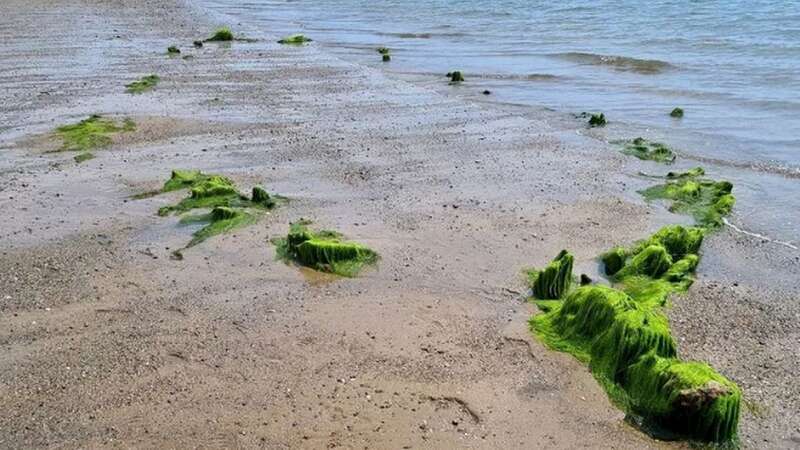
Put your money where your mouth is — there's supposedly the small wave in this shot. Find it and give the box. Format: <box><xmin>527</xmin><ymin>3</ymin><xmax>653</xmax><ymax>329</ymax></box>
<box><xmin>724</xmin><ymin>218</ymin><xmax>798</xmax><ymax>250</ymax></box>
<box><xmin>375</xmin><ymin>31</ymin><xmax>468</xmax><ymax>39</ymax></box>
<box><xmin>551</xmin><ymin>52</ymin><xmax>674</xmax><ymax>74</ymax></box>
<box><xmin>391</xmin><ymin>70</ymin><xmax>562</xmax><ymax>82</ymax></box>
<box><xmin>682</xmin><ymin>152</ymin><xmax>800</xmax><ymax>180</ymax></box>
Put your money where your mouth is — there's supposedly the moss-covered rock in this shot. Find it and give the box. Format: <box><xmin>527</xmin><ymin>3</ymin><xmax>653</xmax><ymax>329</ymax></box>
<box><xmin>447</xmin><ymin>71</ymin><xmax>464</xmax><ymax>83</ymax></box>
<box><xmin>601</xmin><ymin>247</ymin><xmax>626</xmax><ymax>276</ymax></box>
<box><xmin>278</xmin><ymin>34</ymin><xmax>312</xmax><ymax>45</ymax></box>
<box><xmin>382</xmin><ymin>54</ymin><xmax>391</xmax><ymax>62</ymax></box>
<box><xmin>621</xmin><ymin>137</ymin><xmax>676</xmax><ymax>163</ymax></box>
<box><xmin>531</xmin><ymin>281</ymin><xmax>740</xmax><ymax>443</ymax></box>
<box><xmin>670</xmin><ymin>107</ymin><xmax>684</xmax><ymax>118</ymax></box>
<box><xmin>626</xmin><ymin>354</ymin><xmax>741</xmax><ymax>442</ymax></box>
<box><xmin>55</xmin><ymin>115</ymin><xmax>135</xmax><ymax>152</ymax></box>
<box><xmin>527</xmin><ymin>250</ymin><xmax>574</xmax><ymax>299</ymax></box>
<box><xmin>126</xmin><ymin>74</ymin><xmax>160</xmax><ymax>94</ymax></box>
<box><xmin>273</xmin><ymin>222</ymin><xmax>378</xmax><ymax>277</ymax></box>
<box><xmin>588</xmin><ymin>113</ymin><xmax>606</xmax><ymax>127</ymax></box>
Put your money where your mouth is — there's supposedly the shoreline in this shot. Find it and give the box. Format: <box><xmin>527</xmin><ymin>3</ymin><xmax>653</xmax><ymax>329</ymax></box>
<box><xmin>1</xmin><ymin>0</ymin><xmax>798</xmax><ymax>448</ymax></box>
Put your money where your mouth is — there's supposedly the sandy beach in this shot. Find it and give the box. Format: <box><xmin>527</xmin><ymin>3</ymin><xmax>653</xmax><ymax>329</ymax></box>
<box><xmin>1</xmin><ymin>0</ymin><xmax>798</xmax><ymax>448</ymax></box>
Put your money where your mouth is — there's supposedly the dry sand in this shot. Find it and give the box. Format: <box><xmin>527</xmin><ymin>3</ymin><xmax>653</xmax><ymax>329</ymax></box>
<box><xmin>0</xmin><ymin>0</ymin><xmax>798</xmax><ymax>448</ymax></box>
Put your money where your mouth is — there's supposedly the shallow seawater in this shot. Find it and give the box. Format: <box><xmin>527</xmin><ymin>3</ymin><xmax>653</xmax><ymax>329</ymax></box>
<box><xmin>199</xmin><ymin>0</ymin><xmax>799</xmax><ymax>244</ymax></box>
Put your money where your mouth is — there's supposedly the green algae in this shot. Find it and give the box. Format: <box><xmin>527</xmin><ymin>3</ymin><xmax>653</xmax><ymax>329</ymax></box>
<box><xmin>382</xmin><ymin>54</ymin><xmax>391</xmax><ymax>62</ymax></box>
<box><xmin>670</xmin><ymin>107</ymin><xmax>684</xmax><ymax>118</ymax></box>
<box><xmin>621</xmin><ymin>137</ymin><xmax>676</xmax><ymax>163</ymax></box>
<box><xmin>447</xmin><ymin>71</ymin><xmax>465</xmax><ymax>83</ymax></box>
<box><xmin>180</xmin><ymin>206</ymin><xmax>257</xmax><ymax>248</ymax></box>
<box><xmin>207</xmin><ymin>27</ymin><xmax>234</xmax><ymax>42</ymax></box>
<box><xmin>589</xmin><ymin>113</ymin><xmax>607</xmax><ymax>127</ymax></box>
<box><xmin>640</xmin><ymin>171</ymin><xmax>735</xmax><ymax>228</ymax></box>
<box><xmin>167</xmin><ymin>46</ymin><xmax>180</xmax><ymax>54</ymax></box>
<box><xmin>526</xmin><ymin>250</ymin><xmax>574</xmax><ymax>299</ymax></box>
<box><xmin>273</xmin><ymin>222</ymin><xmax>378</xmax><ymax>277</ymax></box>
<box><xmin>155</xmin><ymin>173</ymin><xmax>277</xmax><ymax>217</ymax></box>
<box><xmin>278</xmin><ymin>34</ymin><xmax>312</xmax><ymax>45</ymax></box>
<box><xmin>626</xmin><ymin>354</ymin><xmax>741</xmax><ymax>443</ymax></box>
<box><xmin>73</xmin><ymin>152</ymin><xmax>95</xmax><ymax>163</ymax></box>
<box><xmin>125</xmin><ymin>74</ymin><xmax>160</xmax><ymax>94</ymax></box>
<box><xmin>667</xmin><ymin>167</ymin><xmax>705</xmax><ymax>179</ymax></box>
<box><xmin>377</xmin><ymin>47</ymin><xmax>390</xmax><ymax>55</ymax></box>
<box><xmin>606</xmin><ymin>225</ymin><xmax>705</xmax><ymax>296</ymax></box>
<box><xmin>529</xmin><ymin>223</ymin><xmax>740</xmax><ymax>443</ymax></box>
<box><xmin>137</xmin><ymin>170</ymin><xmax>281</xmax><ymax>251</ymax></box>
<box><xmin>55</xmin><ymin>115</ymin><xmax>135</xmax><ymax>152</ymax></box>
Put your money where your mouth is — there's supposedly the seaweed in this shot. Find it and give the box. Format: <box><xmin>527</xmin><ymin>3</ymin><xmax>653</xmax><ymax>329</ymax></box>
<box><xmin>666</xmin><ymin>167</ymin><xmax>704</xmax><ymax>179</ymax></box>
<box><xmin>621</xmin><ymin>137</ymin><xmax>676</xmax><ymax>163</ymax></box>
<box><xmin>626</xmin><ymin>354</ymin><xmax>741</xmax><ymax>443</ymax></box>
<box><xmin>273</xmin><ymin>222</ymin><xmax>378</xmax><ymax>277</ymax></box>
<box><xmin>526</xmin><ymin>250</ymin><xmax>574</xmax><ymax>299</ymax></box>
<box><xmin>670</xmin><ymin>107</ymin><xmax>684</xmax><ymax>118</ymax></box>
<box><xmin>278</xmin><ymin>34</ymin><xmax>312</xmax><ymax>45</ymax></box>
<box><xmin>447</xmin><ymin>71</ymin><xmax>465</xmax><ymax>83</ymax></box>
<box><xmin>382</xmin><ymin>54</ymin><xmax>391</xmax><ymax>62</ymax></box>
<box><xmin>158</xmin><ymin>175</ymin><xmax>244</xmax><ymax>216</ymax></box>
<box><xmin>167</xmin><ymin>46</ymin><xmax>180</xmax><ymax>54</ymax></box>
<box><xmin>182</xmin><ymin>206</ymin><xmax>256</xmax><ymax>248</ymax></box>
<box><xmin>449</xmin><ymin>71</ymin><xmax>465</xmax><ymax>82</ymax></box>
<box><xmin>606</xmin><ymin>225</ymin><xmax>705</xmax><ymax>297</ymax></box>
<box><xmin>137</xmin><ymin>170</ymin><xmax>281</xmax><ymax>251</ymax></box>
<box><xmin>528</xmin><ymin>222</ymin><xmax>740</xmax><ymax>443</ymax></box>
<box><xmin>207</xmin><ymin>27</ymin><xmax>234</xmax><ymax>42</ymax></box>
<box><xmin>588</xmin><ymin>113</ymin><xmax>606</xmax><ymax>127</ymax></box>
<box><xmin>55</xmin><ymin>115</ymin><xmax>135</xmax><ymax>152</ymax></box>
<box><xmin>73</xmin><ymin>152</ymin><xmax>95</xmax><ymax>163</ymax></box>
<box><xmin>125</xmin><ymin>74</ymin><xmax>160</xmax><ymax>94</ymax></box>
<box><xmin>640</xmin><ymin>172</ymin><xmax>735</xmax><ymax>228</ymax></box>
<box><xmin>601</xmin><ymin>247</ymin><xmax>626</xmax><ymax>276</ymax></box>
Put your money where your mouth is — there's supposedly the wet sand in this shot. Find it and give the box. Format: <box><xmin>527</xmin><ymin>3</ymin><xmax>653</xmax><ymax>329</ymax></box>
<box><xmin>0</xmin><ymin>0</ymin><xmax>798</xmax><ymax>448</ymax></box>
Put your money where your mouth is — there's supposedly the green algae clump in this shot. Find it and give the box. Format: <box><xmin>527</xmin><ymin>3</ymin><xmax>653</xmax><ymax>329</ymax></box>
<box><xmin>640</xmin><ymin>171</ymin><xmax>735</xmax><ymax>228</ymax></box>
<box><xmin>182</xmin><ymin>206</ymin><xmax>256</xmax><ymax>248</ymax></box>
<box><xmin>207</xmin><ymin>27</ymin><xmax>234</xmax><ymax>41</ymax></box>
<box><xmin>167</xmin><ymin>46</ymin><xmax>180</xmax><ymax>54</ymax></box>
<box><xmin>588</xmin><ymin>113</ymin><xmax>607</xmax><ymax>127</ymax></box>
<box><xmin>605</xmin><ymin>225</ymin><xmax>705</xmax><ymax>299</ymax></box>
<box><xmin>157</xmin><ymin>174</ymin><xmax>247</xmax><ymax>216</ymax></box>
<box><xmin>139</xmin><ymin>170</ymin><xmax>281</xmax><ymax>251</ymax></box>
<box><xmin>73</xmin><ymin>152</ymin><xmax>95</xmax><ymax>163</ymax></box>
<box><xmin>278</xmin><ymin>34</ymin><xmax>312</xmax><ymax>45</ymax></box>
<box><xmin>622</xmin><ymin>137</ymin><xmax>676</xmax><ymax>163</ymax></box>
<box><xmin>670</xmin><ymin>107</ymin><xmax>684</xmax><ymax>118</ymax></box>
<box><xmin>377</xmin><ymin>47</ymin><xmax>390</xmax><ymax>55</ymax></box>
<box><xmin>382</xmin><ymin>54</ymin><xmax>391</xmax><ymax>62</ymax></box>
<box><xmin>531</xmin><ymin>282</ymin><xmax>740</xmax><ymax>443</ymax></box>
<box><xmin>626</xmin><ymin>354</ymin><xmax>741</xmax><ymax>442</ymax></box>
<box><xmin>447</xmin><ymin>71</ymin><xmax>465</xmax><ymax>83</ymax></box>
<box><xmin>126</xmin><ymin>74</ymin><xmax>160</xmax><ymax>94</ymax></box>
<box><xmin>527</xmin><ymin>250</ymin><xmax>574</xmax><ymax>299</ymax></box>
<box><xmin>55</xmin><ymin>115</ymin><xmax>135</xmax><ymax>152</ymax></box>
<box><xmin>274</xmin><ymin>222</ymin><xmax>378</xmax><ymax>277</ymax></box>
